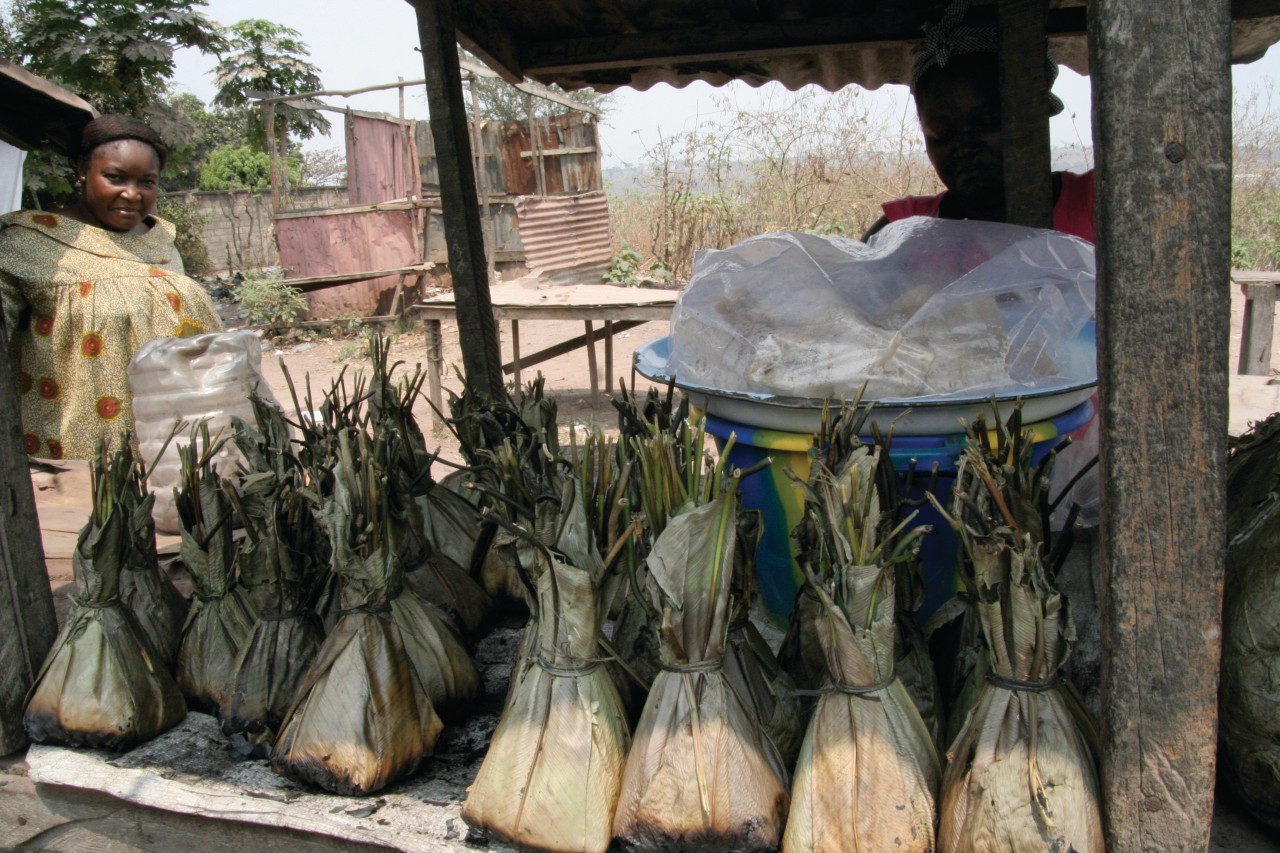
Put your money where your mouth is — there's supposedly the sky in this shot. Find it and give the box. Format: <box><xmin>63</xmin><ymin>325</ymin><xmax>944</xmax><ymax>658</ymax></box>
<box><xmin>170</xmin><ymin>0</ymin><xmax>1280</xmax><ymax>170</ymax></box>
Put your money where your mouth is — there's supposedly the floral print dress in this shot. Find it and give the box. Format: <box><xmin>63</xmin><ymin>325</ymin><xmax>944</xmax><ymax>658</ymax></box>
<box><xmin>0</xmin><ymin>211</ymin><xmax>223</xmax><ymax>460</ymax></box>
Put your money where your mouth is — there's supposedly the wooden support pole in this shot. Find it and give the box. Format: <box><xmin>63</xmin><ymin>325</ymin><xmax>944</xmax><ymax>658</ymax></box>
<box><xmin>998</xmin><ymin>0</ymin><xmax>1053</xmax><ymax>228</ymax></box>
<box><xmin>415</xmin><ymin>0</ymin><xmax>505</xmax><ymax>399</ymax></box>
<box><xmin>1090</xmin><ymin>1</ymin><xmax>1232</xmax><ymax>849</ymax></box>
<box><xmin>0</xmin><ymin>318</ymin><xmax>58</xmax><ymax>755</ymax></box>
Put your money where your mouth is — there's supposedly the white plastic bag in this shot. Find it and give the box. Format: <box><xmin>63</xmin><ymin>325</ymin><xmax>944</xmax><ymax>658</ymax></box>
<box><xmin>667</xmin><ymin>217</ymin><xmax>1096</xmax><ymax>401</ymax></box>
<box><xmin>128</xmin><ymin>330</ymin><xmax>280</xmax><ymax>534</ymax></box>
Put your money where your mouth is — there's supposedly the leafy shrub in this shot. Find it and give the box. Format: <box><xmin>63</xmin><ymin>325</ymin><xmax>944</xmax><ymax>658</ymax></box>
<box><xmin>157</xmin><ymin>195</ymin><xmax>213</xmax><ymax>275</ymax></box>
<box><xmin>603</xmin><ymin>241</ymin><xmax>672</xmax><ymax>287</ymax></box>
<box><xmin>234</xmin><ymin>270</ymin><xmax>308</xmax><ymax>329</ymax></box>
<box><xmin>199</xmin><ymin>145</ymin><xmax>302</xmax><ymax>191</ymax></box>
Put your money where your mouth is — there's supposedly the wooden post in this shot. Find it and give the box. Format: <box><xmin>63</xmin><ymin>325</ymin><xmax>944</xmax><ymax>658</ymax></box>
<box><xmin>0</xmin><ymin>318</ymin><xmax>58</xmax><ymax>755</ymax></box>
<box><xmin>998</xmin><ymin>0</ymin><xmax>1052</xmax><ymax>228</ymax></box>
<box><xmin>415</xmin><ymin>0</ymin><xmax>505</xmax><ymax>399</ymax></box>
<box><xmin>264</xmin><ymin>101</ymin><xmax>279</xmax><ymax>213</ymax></box>
<box><xmin>1089</xmin><ymin>1</ymin><xmax>1231</xmax><ymax>849</ymax></box>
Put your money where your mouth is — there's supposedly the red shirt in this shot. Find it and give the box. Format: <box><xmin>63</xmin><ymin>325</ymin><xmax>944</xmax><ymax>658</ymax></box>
<box><xmin>881</xmin><ymin>170</ymin><xmax>1095</xmax><ymax>243</ymax></box>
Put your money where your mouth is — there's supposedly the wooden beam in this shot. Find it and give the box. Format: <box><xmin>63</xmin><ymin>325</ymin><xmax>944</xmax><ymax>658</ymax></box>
<box><xmin>453</xmin><ymin>0</ymin><xmax>524</xmax><ymax>84</ymax></box>
<box><xmin>516</xmin><ymin>7</ymin><xmax>1089</xmax><ymax>76</ymax></box>
<box><xmin>1090</xmin><ymin>0</ymin><xmax>1232</xmax><ymax>849</ymax></box>
<box><xmin>0</xmin><ymin>318</ymin><xmax>58</xmax><ymax>755</ymax></box>
<box><xmin>415</xmin><ymin>0</ymin><xmax>505</xmax><ymax>399</ymax></box>
<box><xmin>998</xmin><ymin>0</ymin><xmax>1053</xmax><ymax>228</ymax></box>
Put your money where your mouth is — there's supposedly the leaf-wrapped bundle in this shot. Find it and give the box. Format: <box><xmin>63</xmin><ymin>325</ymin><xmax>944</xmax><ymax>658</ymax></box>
<box><xmin>464</xmin><ymin>485</ymin><xmax>630</xmax><ymax>853</ymax></box>
<box><xmin>783</xmin><ymin>448</ymin><xmax>940</xmax><ymax>853</ymax></box>
<box><xmin>613</xmin><ymin>491</ymin><xmax>789</xmax><ymax>852</ymax></box>
<box><xmin>25</xmin><ymin>444</ymin><xmax>187</xmax><ymax>750</ymax></box>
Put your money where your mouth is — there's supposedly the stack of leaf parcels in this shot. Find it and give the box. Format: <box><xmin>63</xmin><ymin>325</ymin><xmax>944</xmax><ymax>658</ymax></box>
<box><xmin>934</xmin><ymin>415</ymin><xmax>1104</xmax><ymax>853</ymax></box>
<box><xmin>174</xmin><ymin>423</ymin><xmax>258</xmax><ymax>712</ymax></box>
<box><xmin>118</xmin><ymin>440</ymin><xmax>188</xmax><ymax>668</ymax></box>
<box><xmin>1220</xmin><ymin>412</ymin><xmax>1280</xmax><ymax>828</ymax></box>
<box><xmin>613</xmin><ymin>470</ymin><xmax>790</xmax><ymax>852</ymax></box>
<box><xmin>783</xmin><ymin>432</ymin><xmax>940</xmax><ymax>853</ymax></box>
<box><xmin>220</xmin><ymin>397</ymin><xmax>325</xmax><ymax>755</ymax></box>
<box><xmin>463</xmin><ymin>476</ymin><xmax>631</xmax><ymax>853</ymax></box>
<box><xmin>272</xmin><ymin>430</ymin><xmax>445</xmax><ymax>796</ymax></box>
<box><xmin>24</xmin><ymin>440</ymin><xmax>187</xmax><ymax>749</ymax></box>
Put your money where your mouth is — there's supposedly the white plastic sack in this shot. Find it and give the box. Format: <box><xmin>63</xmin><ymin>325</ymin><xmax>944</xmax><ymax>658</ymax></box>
<box><xmin>128</xmin><ymin>330</ymin><xmax>280</xmax><ymax>534</ymax></box>
<box><xmin>667</xmin><ymin>217</ymin><xmax>1096</xmax><ymax>401</ymax></box>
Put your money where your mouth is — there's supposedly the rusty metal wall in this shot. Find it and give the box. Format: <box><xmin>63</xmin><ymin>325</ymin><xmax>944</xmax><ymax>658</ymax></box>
<box><xmin>346</xmin><ymin>112</ymin><xmax>419</xmax><ymax>204</ymax></box>
<box><xmin>493</xmin><ymin>113</ymin><xmax>602</xmax><ymax>196</ymax></box>
<box><xmin>275</xmin><ymin>208</ymin><xmax>419</xmax><ymax>317</ymax></box>
<box><xmin>514</xmin><ymin>190</ymin><xmax>611</xmax><ymax>273</ymax></box>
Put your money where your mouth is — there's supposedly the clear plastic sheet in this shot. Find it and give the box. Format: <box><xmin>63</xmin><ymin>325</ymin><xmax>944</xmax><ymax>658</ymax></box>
<box><xmin>128</xmin><ymin>331</ymin><xmax>280</xmax><ymax>533</ymax></box>
<box><xmin>667</xmin><ymin>217</ymin><xmax>1096</xmax><ymax>402</ymax></box>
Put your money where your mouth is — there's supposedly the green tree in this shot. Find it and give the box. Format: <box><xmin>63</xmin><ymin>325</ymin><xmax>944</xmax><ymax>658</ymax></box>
<box><xmin>161</xmin><ymin>92</ymin><xmax>250</xmax><ymax>191</ymax></box>
<box><xmin>212</xmin><ymin>19</ymin><xmax>329</xmax><ymax>150</ymax></box>
<box><xmin>11</xmin><ymin>0</ymin><xmax>225</xmax><ymax>115</ymax></box>
<box><xmin>199</xmin><ymin>144</ymin><xmax>300</xmax><ymax>191</ymax></box>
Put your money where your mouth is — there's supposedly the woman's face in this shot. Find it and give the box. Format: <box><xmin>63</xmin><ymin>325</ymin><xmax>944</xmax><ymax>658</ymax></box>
<box><xmin>78</xmin><ymin>140</ymin><xmax>161</xmax><ymax>232</ymax></box>
<box><xmin>915</xmin><ymin>55</ymin><xmax>1004</xmax><ymax>215</ymax></box>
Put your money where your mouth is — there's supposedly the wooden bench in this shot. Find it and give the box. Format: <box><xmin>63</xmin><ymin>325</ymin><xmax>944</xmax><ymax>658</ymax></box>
<box><xmin>1235</xmin><ymin>270</ymin><xmax>1280</xmax><ymax>375</ymax></box>
<box><xmin>414</xmin><ymin>282</ymin><xmax>678</xmax><ymax>426</ymax></box>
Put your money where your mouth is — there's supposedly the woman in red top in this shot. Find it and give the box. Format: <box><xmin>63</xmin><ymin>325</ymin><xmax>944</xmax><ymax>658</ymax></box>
<box><xmin>864</xmin><ymin>11</ymin><xmax>1094</xmax><ymax>243</ymax></box>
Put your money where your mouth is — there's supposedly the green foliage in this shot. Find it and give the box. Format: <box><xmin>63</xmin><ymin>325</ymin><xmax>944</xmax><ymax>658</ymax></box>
<box><xmin>199</xmin><ymin>145</ymin><xmax>301</xmax><ymax>191</ymax></box>
<box><xmin>160</xmin><ymin>92</ymin><xmax>250</xmax><ymax>191</ymax></box>
<box><xmin>602</xmin><ymin>242</ymin><xmax>670</xmax><ymax>287</ymax></box>
<box><xmin>234</xmin><ymin>270</ymin><xmax>308</xmax><ymax>330</ymax></box>
<box><xmin>213</xmin><ymin>19</ymin><xmax>329</xmax><ymax>150</ymax></box>
<box><xmin>156</xmin><ymin>195</ymin><xmax>212</xmax><ymax>276</ymax></box>
<box><xmin>19</xmin><ymin>149</ymin><xmax>76</xmax><ymax>210</ymax></box>
<box><xmin>11</xmin><ymin>0</ymin><xmax>225</xmax><ymax>116</ymax></box>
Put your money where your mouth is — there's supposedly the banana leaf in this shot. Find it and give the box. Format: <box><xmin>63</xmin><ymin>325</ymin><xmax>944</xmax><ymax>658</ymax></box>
<box><xmin>25</xmin><ymin>443</ymin><xmax>187</xmax><ymax>749</ymax></box>
<box><xmin>402</xmin><ymin>540</ymin><xmax>494</xmax><ymax>639</ymax></box>
<box><xmin>783</xmin><ymin>448</ymin><xmax>940</xmax><ymax>853</ymax></box>
<box><xmin>613</xmin><ymin>490</ymin><xmax>789</xmax><ymax>852</ymax></box>
<box><xmin>1220</xmin><ymin>412</ymin><xmax>1280</xmax><ymax>828</ymax></box>
<box><xmin>463</xmin><ymin>483</ymin><xmax>630</xmax><ymax>853</ymax></box>
<box><xmin>934</xmin><ymin>435</ymin><xmax>1104</xmax><ymax>853</ymax></box>
<box><xmin>272</xmin><ymin>432</ymin><xmax>444</xmax><ymax>795</ymax></box>
<box><xmin>174</xmin><ymin>428</ymin><xmax>258</xmax><ymax>712</ymax></box>
<box><xmin>895</xmin><ymin>553</ymin><xmax>945</xmax><ymax>751</ymax></box>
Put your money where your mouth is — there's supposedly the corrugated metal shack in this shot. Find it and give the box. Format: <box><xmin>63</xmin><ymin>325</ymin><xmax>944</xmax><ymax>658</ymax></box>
<box><xmin>262</xmin><ymin>70</ymin><xmax>611</xmax><ymax>319</ymax></box>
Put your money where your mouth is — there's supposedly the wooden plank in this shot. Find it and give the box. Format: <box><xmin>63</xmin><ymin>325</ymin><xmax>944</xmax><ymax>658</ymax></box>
<box><xmin>497</xmin><ymin>320</ymin><xmax>646</xmax><ymax>375</ymax></box>
<box><xmin>1090</xmin><ymin>1</ymin><xmax>1232</xmax><ymax>849</ymax></box>
<box><xmin>283</xmin><ymin>264</ymin><xmax>434</xmax><ymax>292</ymax></box>
<box><xmin>999</xmin><ymin>0</ymin><xmax>1053</xmax><ymax>228</ymax></box>
<box><xmin>416</xmin><ymin>0</ymin><xmax>505</xmax><ymax>399</ymax></box>
<box><xmin>1238</xmin><ymin>281</ymin><xmax>1276</xmax><ymax>375</ymax></box>
<box><xmin>584</xmin><ymin>320</ymin><xmax>599</xmax><ymax>402</ymax></box>
<box><xmin>274</xmin><ymin>200</ymin><xmax>437</xmax><ymax>220</ymax></box>
<box><xmin>0</xmin><ymin>318</ymin><xmax>58</xmax><ymax>755</ymax></box>
<box><xmin>519</xmin><ymin>147</ymin><xmax>597</xmax><ymax>158</ymax></box>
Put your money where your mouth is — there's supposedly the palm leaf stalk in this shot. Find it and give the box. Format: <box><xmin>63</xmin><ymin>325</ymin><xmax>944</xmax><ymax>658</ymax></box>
<box><xmin>929</xmin><ymin>412</ymin><xmax>1104</xmax><ymax>853</ymax></box>
<box><xmin>462</xmin><ymin>477</ymin><xmax>631</xmax><ymax>853</ymax></box>
<box><xmin>24</xmin><ymin>440</ymin><xmax>187</xmax><ymax>749</ymax></box>
<box><xmin>219</xmin><ymin>396</ymin><xmax>326</xmax><ymax>756</ymax></box>
<box><xmin>781</xmin><ymin>437</ymin><xmax>940</xmax><ymax>853</ymax></box>
<box><xmin>272</xmin><ymin>429</ymin><xmax>445</xmax><ymax>796</ymax></box>
<box><xmin>612</xmin><ymin>470</ymin><xmax>790</xmax><ymax>852</ymax></box>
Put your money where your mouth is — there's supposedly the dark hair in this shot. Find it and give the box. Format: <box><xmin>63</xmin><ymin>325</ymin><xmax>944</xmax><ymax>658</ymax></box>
<box><xmin>76</xmin><ymin>115</ymin><xmax>168</xmax><ymax>171</ymax></box>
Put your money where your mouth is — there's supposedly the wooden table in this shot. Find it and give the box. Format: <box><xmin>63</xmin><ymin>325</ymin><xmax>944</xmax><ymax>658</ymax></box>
<box><xmin>1234</xmin><ymin>269</ymin><xmax>1280</xmax><ymax>375</ymax></box>
<box><xmin>414</xmin><ymin>282</ymin><xmax>678</xmax><ymax>424</ymax></box>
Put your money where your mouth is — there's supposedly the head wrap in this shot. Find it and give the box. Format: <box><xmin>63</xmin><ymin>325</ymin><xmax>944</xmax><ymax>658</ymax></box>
<box><xmin>76</xmin><ymin>115</ymin><xmax>169</xmax><ymax>170</ymax></box>
<box><xmin>911</xmin><ymin>0</ymin><xmax>1065</xmax><ymax>117</ymax></box>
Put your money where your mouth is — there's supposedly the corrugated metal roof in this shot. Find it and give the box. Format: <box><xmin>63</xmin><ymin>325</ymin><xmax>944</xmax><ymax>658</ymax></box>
<box><xmin>451</xmin><ymin>0</ymin><xmax>1280</xmax><ymax>94</ymax></box>
<box><xmin>514</xmin><ymin>191</ymin><xmax>613</xmax><ymax>273</ymax></box>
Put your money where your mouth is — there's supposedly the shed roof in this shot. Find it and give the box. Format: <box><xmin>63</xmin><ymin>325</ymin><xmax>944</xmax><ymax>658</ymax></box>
<box><xmin>0</xmin><ymin>59</ymin><xmax>97</xmax><ymax>153</ymax></box>
<box><xmin>456</xmin><ymin>0</ymin><xmax>1280</xmax><ymax>93</ymax></box>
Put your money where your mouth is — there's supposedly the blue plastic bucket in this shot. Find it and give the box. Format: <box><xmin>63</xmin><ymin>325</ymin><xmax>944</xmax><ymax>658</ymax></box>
<box><xmin>705</xmin><ymin>398</ymin><xmax>1096</xmax><ymax>626</ymax></box>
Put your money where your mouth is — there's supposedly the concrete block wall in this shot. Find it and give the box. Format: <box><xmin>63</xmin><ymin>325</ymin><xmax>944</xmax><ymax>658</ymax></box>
<box><xmin>168</xmin><ymin>187</ymin><xmax>348</xmax><ymax>274</ymax></box>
